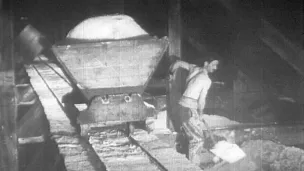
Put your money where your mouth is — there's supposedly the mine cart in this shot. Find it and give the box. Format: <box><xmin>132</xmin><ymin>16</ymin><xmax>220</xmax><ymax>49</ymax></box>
<box><xmin>52</xmin><ymin>36</ymin><xmax>169</xmax><ymax>132</ymax></box>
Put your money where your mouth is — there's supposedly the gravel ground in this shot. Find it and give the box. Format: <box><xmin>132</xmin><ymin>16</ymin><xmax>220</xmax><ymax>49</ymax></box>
<box><xmin>185</xmin><ymin>114</ymin><xmax>304</xmax><ymax>171</ymax></box>
<box><xmin>205</xmin><ymin>140</ymin><xmax>304</xmax><ymax>171</ymax></box>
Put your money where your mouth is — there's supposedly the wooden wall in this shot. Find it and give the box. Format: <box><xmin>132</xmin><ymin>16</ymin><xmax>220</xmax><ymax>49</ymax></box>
<box><xmin>0</xmin><ymin>9</ymin><xmax>18</xmax><ymax>171</ymax></box>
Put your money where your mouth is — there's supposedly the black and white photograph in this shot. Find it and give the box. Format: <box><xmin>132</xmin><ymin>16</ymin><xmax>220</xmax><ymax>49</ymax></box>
<box><xmin>0</xmin><ymin>0</ymin><xmax>303</xmax><ymax>170</ymax></box>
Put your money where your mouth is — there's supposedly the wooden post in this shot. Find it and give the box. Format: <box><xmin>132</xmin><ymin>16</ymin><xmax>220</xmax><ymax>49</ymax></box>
<box><xmin>0</xmin><ymin>11</ymin><xmax>18</xmax><ymax>171</ymax></box>
<box><xmin>168</xmin><ymin>0</ymin><xmax>182</xmax><ymax>60</ymax></box>
<box><xmin>167</xmin><ymin>0</ymin><xmax>183</xmax><ymax>132</ymax></box>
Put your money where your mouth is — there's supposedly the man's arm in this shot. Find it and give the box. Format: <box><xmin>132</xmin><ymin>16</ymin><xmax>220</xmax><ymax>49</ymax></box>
<box><xmin>169</xmin><ymin>60</ymin><xmax>195</xmax><ymax>74</ymax></box>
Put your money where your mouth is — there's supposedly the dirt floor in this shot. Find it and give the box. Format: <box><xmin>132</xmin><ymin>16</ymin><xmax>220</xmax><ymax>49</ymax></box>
<box><xmin>211</xmin><ymin>140</ymin><xmax>304</xmax><ymax>171</ymax></box>
<box><xmin>177</xmin><ymin>112</ymin><xmax>304</xmax><ymax>171</ymax></box>
<box><xmin>191</xmin><ymin>139</ymin><xmax>304</xmax><ymax>171</ymax></box>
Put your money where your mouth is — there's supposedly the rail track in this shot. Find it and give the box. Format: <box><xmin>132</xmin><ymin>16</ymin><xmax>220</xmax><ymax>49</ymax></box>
<box><xmin>18</xmin><ymin>56</ymin><xmax>201</xmax><ymax>171</ymax></box>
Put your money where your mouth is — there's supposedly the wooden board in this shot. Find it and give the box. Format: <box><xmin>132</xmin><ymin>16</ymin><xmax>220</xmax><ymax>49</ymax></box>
<box><xmin>52</xmin><ymin>37</ymin><xmax>168</xmax><ymax>97</ymax></box>
<box><xmin>0</xmin><ymin>85</ymin><xmax>18</xmax><ymax>171</ymax></box>
<box><xmin>54</xmin><ymin>135</ymin><xmax>105</xmax><ymax>171</ymax></box>
<box><xmin>25</xmin><ymin>65</ymin><xmax>75</xmax><ymax>134</ymax></box>
<box><xmin>88</xmin><ymin>130</ymin><xmax>160</xmax><ymax>171</ymax></box>
<box><xmin>0</xmin><ymin>12</ymin><xmax>18</xmax><ymax>171</ymax></box>
<box><xmin>17</xmin><ymin>100</ymin><xmax>47</xmax><ymax>142</ymax></box>
<box><xmin>131</xmin><ymin>129</ymin><xmax>202</xmax><ymax>171</ymax></box>
<box><xmin>25</xmin><ymin>63</ymin><xmax>102</xmax><ymax>171</ymax></box>
<box><xmin>167</xmin><ymin>0</ymin><xmax>183</xmax><ymax>132</ymax></box>
<box><xmin>16</xmin><ymin>84</ymin><xmax>36</xmax><ymax>105</ymax></box>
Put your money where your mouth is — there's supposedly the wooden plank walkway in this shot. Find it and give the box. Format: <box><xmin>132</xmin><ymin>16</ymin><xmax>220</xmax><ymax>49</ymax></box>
<box><xmin>88</xmin><ymin>129</ymin><xmax>161</xmax><ymax>171</ymax></box>
<box><xmin>131</xmin><ymin>129</ymin><xmax>202</xmax><ymax>171</ymax></box>
<box><xmin>25</xmin><ymin>60</ymin><xmax>103</xmax><ymax>171</ymax></box>
<box><xmin>0</xmin><ymin>85</ymin><xmax>18</xmax><ymax>171</ymax></box>
<box><xmin>17</xmin><ymin>100</ymin><xmax>47</xmax><ymax>144</ymax></box>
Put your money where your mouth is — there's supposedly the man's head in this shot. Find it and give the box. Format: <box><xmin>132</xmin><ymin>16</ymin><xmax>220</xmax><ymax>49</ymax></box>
<box><xmin>203</xmin><ymin>57</ymin><xmax>219</xmax><ymax>73</ymax></box>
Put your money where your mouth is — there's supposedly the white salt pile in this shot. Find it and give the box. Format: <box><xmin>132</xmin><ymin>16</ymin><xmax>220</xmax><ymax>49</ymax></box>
<box><xmin>67</xmin><ymin>14</ymin><xmax>148</xmax><ymax>40</ymax></box>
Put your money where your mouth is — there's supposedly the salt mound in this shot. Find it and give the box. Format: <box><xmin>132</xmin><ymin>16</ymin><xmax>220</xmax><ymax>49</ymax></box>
<box><xmin>67</xmin><ymin>14</ymin><xmax>148</xmax><ymax>40</ymax></box>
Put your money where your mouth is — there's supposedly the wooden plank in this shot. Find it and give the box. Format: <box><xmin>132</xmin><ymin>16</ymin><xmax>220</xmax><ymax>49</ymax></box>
<box><xmin>16</xmin><ymin>84</ymin><xmax>36</xmax><ymax>104</ymax></box>
<box><xmin>0</xmin><ymin>86</ymin><xmax>18</xmax><ymax>171</ymax></box>
<box><xmin>88</xmin><ymin>130</ymin><xmax>160</xmax><ymax>171</ymax></box>
<box><xmin>131</xmin><ymin>129</ymin><xmax>202</xmax><ymax>171</ymax></box>
<box><xmin>258</xmin><ymin>19</ymin><xmax>304</xmax><ymax>76</ymax></box>
<box><xmin>17</xmin><ymin>100</ymin><xmax>47</xmax><ymax>141</ymax></box>
<box><xmin>167</xmin><ymin>0</ymin><xmax>185</xmax><ymax>132</ymax></box>
<box><xmin>0</xmin><ymin>11</ymin><xmax>18</xmax><ymax>171</ymax></box>
<box><xmin>56</xmin><ymin>141</ymin><xmax>103</xmax><ymax>171</ymax></box>
<box><xmin>31</xmin><ymin>61</ymin><xmax>82</xmax><ymax>130</ymax></box>
<box><xmin>25</xmin><ymin>64</ymin><xmax>75</xmax><ymax>134</ymax></box>
<box><xmin>52</xmin><ymin>37</ymin><xmax>168</xmax><ymax>96</ymax></box>
<box><xmin>32</xmin><ymin>62</ymin><xmax>73</xmax><ymax>102</ymax></box>
<box><xmin>18</xmin><ymin>135</ymin><xmax>45</xmax><ymax>144</ymax></box>
<box><xmin>24</xmin><ymin>64</ymin><xmax>101</xmax><ymax>171</ymax></box>
<box><xmin>168</xmin><ymin>0</ymin><xmax>182</xmax><ymax>59</ymax></box>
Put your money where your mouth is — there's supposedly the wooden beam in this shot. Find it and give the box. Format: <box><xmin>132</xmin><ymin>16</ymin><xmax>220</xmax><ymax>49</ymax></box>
<box><xmin>130</xmin><ymin>129</ymin><xmax>202</xmax><ymax>171</ymax></box>
<box><xmin>258</xmin><ymin>19</ymin><xmax>304</xmax><ymax>76</ymax></box>
<box><xmin>25</xmin><ymin>62</ymin><xmax>104</xmax><ymax>171</ymax></box>
<box><xmin>17</xmin><ymin>101</ymin><xmax>48</xmax><ymax>142</ymax></box>
<box><xmin>0</xmin><ymin>86</ymin><xmax>18</xmax><ymax>171</ymax></box>
<box><xmin>168</xmin><ymin>0</ymin><xmax>182</xmax><ymax>61</ymax></box>
<box><xmin>167</xmin><ymin>0</ymin><xmax>185</xmax><ymax>132</ymax></box>
<box><xmin>0</xmin><ymin>12</ymin><xmax>18</xmax><ymax>171</ymax></box>
<box><xmin>18</xmin><ymin>136</ymin><xmax>45</xmax><ymax>144</ymax></box>
<box><xmin>16</xmin><ymin>84</ymin><xmax>36</xmax><ymax>105</ymax></box>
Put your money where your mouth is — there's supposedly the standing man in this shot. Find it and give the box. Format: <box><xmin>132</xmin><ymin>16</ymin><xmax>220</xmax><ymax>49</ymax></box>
<box><xmin>169</xmin><ymin>57</ymin><xmax>219</xmax><ymax>154</ymax></box>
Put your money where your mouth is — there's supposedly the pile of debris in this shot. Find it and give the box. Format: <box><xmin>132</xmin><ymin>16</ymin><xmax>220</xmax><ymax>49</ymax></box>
<box><xmin>208</xmin><ymin>140</ymin><xmax>304</xmax><ymax>171</ymax></box>
<box><xmin>183</xmin><ymin>115</ymin><xmax>304</xmax><ymax>170</ymax></box>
